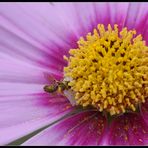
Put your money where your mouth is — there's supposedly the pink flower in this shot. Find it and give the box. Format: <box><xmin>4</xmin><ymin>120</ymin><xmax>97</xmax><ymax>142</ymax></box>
<box><xmin>0</xmin><ymin>2</ymin><xmax>148</xmax><ymax>146</ymax></box>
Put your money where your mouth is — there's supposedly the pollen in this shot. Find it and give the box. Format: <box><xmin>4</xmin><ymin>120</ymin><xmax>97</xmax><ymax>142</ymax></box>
<box><xmin>64</xmin><ymin>24</ymin><xmax>148</xmax><ymax>116</ymax></box>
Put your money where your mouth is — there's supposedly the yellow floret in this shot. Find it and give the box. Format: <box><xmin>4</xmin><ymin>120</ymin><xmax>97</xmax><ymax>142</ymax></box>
<box><xmin>64</xmin><ymin>24</ymin><xmax>148</xmax><ymax>116</ymax></box>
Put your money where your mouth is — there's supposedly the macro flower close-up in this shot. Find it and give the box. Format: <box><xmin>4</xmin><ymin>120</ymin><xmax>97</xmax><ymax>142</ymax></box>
<box><xmin>0</xmin><ymin>2</ymin><xmax>148</xmax><ymax>146</ymax></box>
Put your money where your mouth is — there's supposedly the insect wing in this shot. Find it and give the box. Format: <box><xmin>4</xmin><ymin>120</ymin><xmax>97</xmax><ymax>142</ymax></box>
<box><xmin>43</xmin><ymin>72</ymin><xmax>56</xmax><ymax>85</ymax></box>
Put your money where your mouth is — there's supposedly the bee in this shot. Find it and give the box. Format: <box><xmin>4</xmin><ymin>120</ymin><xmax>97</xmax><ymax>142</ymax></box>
<box><xmin>43</xmin><ymin>73</ymin><xmax>70</xmax><ymax>94</ymax></box>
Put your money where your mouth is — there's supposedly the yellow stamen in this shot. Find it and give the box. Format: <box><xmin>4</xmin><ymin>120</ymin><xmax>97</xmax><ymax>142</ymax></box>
<box><xmin>64</xmin><ymin>24</ymin><xmax>148</xmax><ymax>115</ymax></box>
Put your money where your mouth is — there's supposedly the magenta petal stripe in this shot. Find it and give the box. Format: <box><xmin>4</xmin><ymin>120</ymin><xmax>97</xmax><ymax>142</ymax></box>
<box><xmin>123</xmin><ymin>2</ymin><xmax>148</xmax><ymax>44</ymax></box>
<box><xmin>141</xmin><ymin>98</ymin><xmax>148</xmax><ymax>125</ymax></box>
<box><xmin>0</xmin><ymin>55</ymin><xmax>59</xmax><ymax>84</ymax></box>
<box><xmin>0</xmin><ymin>93</ymin><xmax>73</xmax><ymax>145</ymax></box>
<box><xmin>0</xmin><ymin>26</ymin><xmax>66</xmax><ymax>74</ymax></box>
<box><xmin>94</xmin><ymin>2</ymin><xmax>129</xmax><ymax>30</ymax></box>
<box><xmin>124</xmin><ymin>3</ymin><xmax>148</xmax><ymax>30</ymax></box>
<box><xmin>22</xmin><ymin>111</ymin><xmax>107</xmax><ymax>146</ymax></box>
<box><xmin>108</xmin><ymin>113</ymin><xmax>148</xmax><ymax>145</ymax></box>
<box><xmin>0</xmin><ymin>2</ymin><xmax>78</xmax><ymax>55</ymax></box>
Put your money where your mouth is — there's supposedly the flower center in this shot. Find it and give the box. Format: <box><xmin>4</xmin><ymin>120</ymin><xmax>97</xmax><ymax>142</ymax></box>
<box><xmin>63</xmin><ymin>24</ymin><xmax>148</xmax><ymax>116</ymax></box>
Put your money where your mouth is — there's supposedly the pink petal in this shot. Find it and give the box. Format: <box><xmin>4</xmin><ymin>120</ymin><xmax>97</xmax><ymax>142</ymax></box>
<box><xmin>0</xmin><ymin>3</ymin><xmax>74</xmax><ymax>49</ymax></box>
<box><xmin>95</xmin><ymin>2</ymin><xmax>129</xmax><ymax>30</ymax></box>
<box><xmin>51</xmin><ymin>2</ymin><xmax>131</xmax><ymax>36</ymax></box>
<box><xmin>140</xmin><ymin>98</ymin><xmax>148</xmax><ymax>125</ymax></box>
<box><xmin>0</xmin><ymin>26</ymin><xmax>65</xmax><ymax>74</ymax></box>
<box><xmin>0</xmin><ymin>54</ymin><xmax>62</xmax><ymax>84</ymax></box>
<box><xmin>0</xmin><ymin>2</ymin><xmax>78</xmax><ymax>67</ymax></box>
<box><xmin>22</xmin><ymin>111</ymin><xmax>107</xmax><ymax>146</ymax></box>
<box><xmin>124</xmin><ymin>3</ymin><xmax>148</xmax><ymax>28</ymax></box>
<box><xmin>0</xmin><ymin>55</ymin><xmax>73</xmax><ymax>144</ymax></box>
<box><xmin>0</xmin><ymin>82</ymin><xmax>43</xmax><ymax>97</ymax></box>
<box><xmin>0</xmin><ymin>91</ymin><xmax>73</xmax><ymax>145</ymax></box>
<box><xmin>0</xmin><ymin>2</ymin><xmax>133</xmax><ymax>56</ymax></box>
<box><xmin>124</xmin><ymin>3</ymin><xmax>148</xmax><ymax>44</ymax></box>
<box><xmin>0</xmin><ymin>44</ymin><xmax>70</xmax><ymax>144</ymax></box>
<box><xmin>108</xmin><ymin>113</ymin><xmax>148</xmax><ymax>145</ymax></box>
<box><xmin>0</xmin><ymin>3</ymin><xmax>73</xmax><ymax>75</ymax></box>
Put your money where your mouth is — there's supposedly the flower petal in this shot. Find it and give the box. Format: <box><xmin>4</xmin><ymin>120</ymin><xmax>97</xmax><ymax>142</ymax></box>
<box><xmin>22</xmin><ymin>111</ymin><xmax>107</xmax><ymax>146</ymax></box>
<box><xmin>0</xmin><ymin>23</ymin><xmax>73</xmax><ymax>145</ymax></box>
<box><xmin>0</xmin><ymin>83</ymin><xmax>42</xmax><ymax>97</ymax></box>
<box><xmin>0</xmin><ymin>2</ymin><xmax>74</xmax><ymax>50</ymax></box>
<box><xmin>52</xmin><ymin>2</ymin><xmax>130</xmax><ymax>35</ymax></box>
<box><xmin>0</xmin><ymin>54</ymin><xmax>62</xmax><ymax>84</ymax></box>
<box><xmin>0</xmin><ymin>26</ymin><xmax>66</xmax><ymax>74</ymax></box>
<box><xmin>108</xmin><ymin>113</ymin><xmax>148</xmax><ymax>145</ymax></box>
<box><xmin>0</xmin><ymin>92</ymin><xmax>73</xmax><ymax>145</ymax></box>
<box><xmin>124</xmin><ymin>2</ymin><xmax>148</xmax><ymax>43</ymax></box>
<box><xmin>124</xmin><ymin>3</ymin><xmax>148</xmax><ymax>29</ymax></box>
<box><xmin>0</xmin><ymin>3</ymin><xmax>74</xmax><ymax>75</ymax></box>
<box><xmin>140</xmin><ymin>98</ymin><xmax>148</xmax><ymax>124</ymax></box>
<box><xmin>0</xmin><ymin>2</ymin><xmax>132</xmax><ymax>54</ymax></box>
<box><xmin>95</xmin><ymin>2</ymin><xmax>129</xmax><ymax>30</ymax></box>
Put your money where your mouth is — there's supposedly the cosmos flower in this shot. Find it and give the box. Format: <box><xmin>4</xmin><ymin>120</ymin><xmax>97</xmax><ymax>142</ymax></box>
<box><xmin>0</xmin><ymin>2</ymin><xmax>148</xmax><ymax>146</ymax></box>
